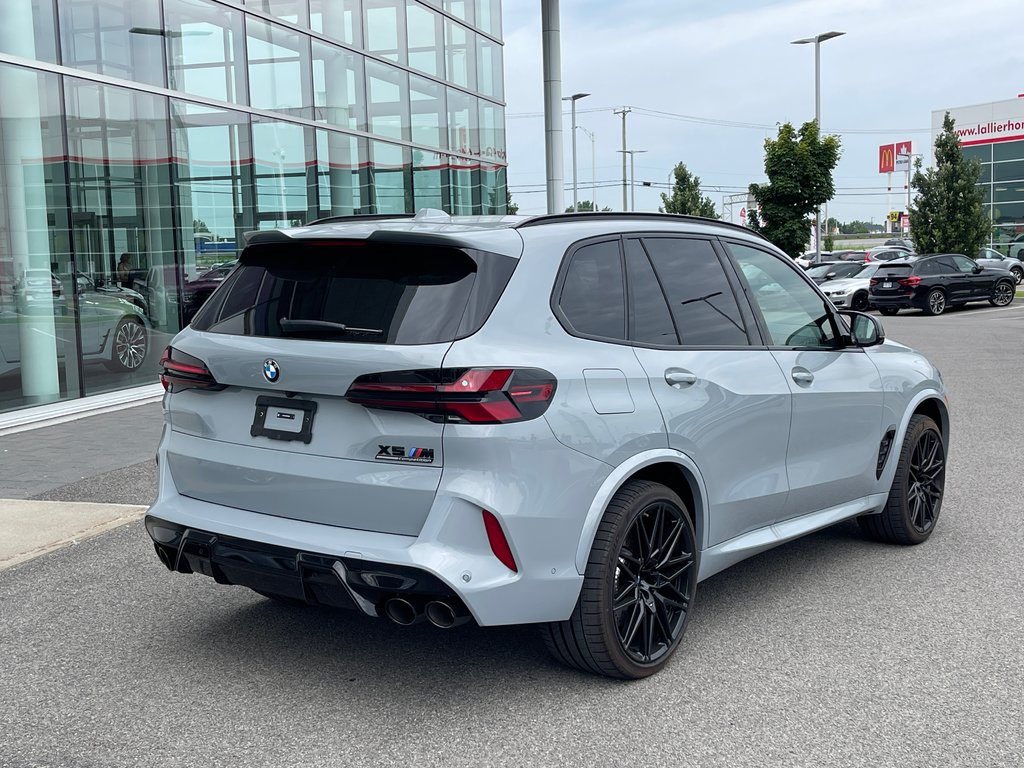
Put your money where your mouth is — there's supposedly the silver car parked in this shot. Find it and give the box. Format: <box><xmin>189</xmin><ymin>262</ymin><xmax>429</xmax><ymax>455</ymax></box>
<box><xmin>146</xmin><ymin>211</ymin><xmax>950</xmax><ymax>679</ymax></box>
<box><xmin>976</xmin><ymin>247</ymin><xmax>1024</xmax><ymax>284</ymax></box>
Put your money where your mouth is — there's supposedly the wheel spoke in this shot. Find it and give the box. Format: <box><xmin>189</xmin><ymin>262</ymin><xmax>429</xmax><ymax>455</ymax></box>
<box><xmin>620</xmin><ymin>602</ymin><xmax>644</xmax><ymax>648</ymax></box>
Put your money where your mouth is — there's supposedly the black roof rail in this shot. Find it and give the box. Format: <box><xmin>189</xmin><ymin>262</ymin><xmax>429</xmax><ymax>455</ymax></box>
<box><xmin>305</xmin><ymin>212</ymin><xmax>418</xmax><ymax>226</ymax></box>
<box><xmin>513</xmin><ymin>211</ymin><xmax>767</xmax><ymax>241</ymax></box>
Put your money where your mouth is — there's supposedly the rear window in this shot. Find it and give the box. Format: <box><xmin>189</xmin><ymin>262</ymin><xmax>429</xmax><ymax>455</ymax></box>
<box><xmin>874</xmin><ymin>263</ymin><xmax>914</xmax><ymax>278</ymax></box>
<box><xmin>190</xmin><ymin>242</ymin><xmax>516</xmax><ymax>345</ymax></box>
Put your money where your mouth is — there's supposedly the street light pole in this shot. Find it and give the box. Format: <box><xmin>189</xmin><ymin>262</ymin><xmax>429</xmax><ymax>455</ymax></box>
<box><xmin>563</xmin><ymin>92</ymin><xmax>590</xmax><ymax>212</ymax></box>
<box><xmin>577</xmin><ymin>125</ymin><xmax>597</xmax><ymax>210</ymax></box>
<box><xmin>791</xmin><ymin>30</ymin><xmax>845</xmax><ymax>263</ymax></box>
<box><xmin>618</xmin><ymin>149</ymin><xmax>647</xmax><ymax>211</ymax></box>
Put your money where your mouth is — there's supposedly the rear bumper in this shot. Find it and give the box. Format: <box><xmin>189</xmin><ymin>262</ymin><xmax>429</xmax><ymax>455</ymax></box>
<box><xmin>146</xmin><ymin>515</ymin><xmax>464</xmax><ymax>616</ymax></box>
<box><xmin>869</xmin><ymin>293</ymin><xmax>919</xmax><ymax>309</ymax></box>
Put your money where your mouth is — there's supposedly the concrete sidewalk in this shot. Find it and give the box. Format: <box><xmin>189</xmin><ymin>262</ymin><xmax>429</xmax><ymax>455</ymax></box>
<box><xmin>0</xmin><ymin>401</ymin><xmax>164</xmax><ymax>570</ymax></box>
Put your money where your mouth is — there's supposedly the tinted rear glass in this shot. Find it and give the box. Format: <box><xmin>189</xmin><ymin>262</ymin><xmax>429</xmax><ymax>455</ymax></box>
<box><xmin>191</xmin><ymin>242</ymin><xmax>515</xmax><ymax>344</ymax></box>
<box><xmin>874</xmin><ymin>263</ymin><xmax>914</xmax><ymax>277</ymax></box>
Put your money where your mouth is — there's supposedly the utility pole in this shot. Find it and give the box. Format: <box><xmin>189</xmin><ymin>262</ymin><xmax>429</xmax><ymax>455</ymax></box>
<box><xmin>614</xmin><ymin>107</ymin><xmax>631</xmax><ymax>210</ymax></box>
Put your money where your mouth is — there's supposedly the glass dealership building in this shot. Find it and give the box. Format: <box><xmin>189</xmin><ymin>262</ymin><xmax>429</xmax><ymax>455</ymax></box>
<box><xmin>936</xmin><ymin>97</ymin><xmax>1024</xmax><ymax>249</ymax></box>
<box><xmin>0</xmin><ymin>0</ymin><xmax>506</xmax><ymax>417</ymax></box>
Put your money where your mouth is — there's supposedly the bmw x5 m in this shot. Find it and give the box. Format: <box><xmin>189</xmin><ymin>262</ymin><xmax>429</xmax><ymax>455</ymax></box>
<box><xmin>146</xmin><ymin>211</ymin><xmax>950</xmax><ymax>679</ymax></box>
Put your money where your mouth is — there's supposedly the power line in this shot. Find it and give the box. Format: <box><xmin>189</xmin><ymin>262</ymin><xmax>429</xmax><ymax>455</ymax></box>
<box><xmin>505</xmin><ymin>104</ymin><xmax>932</xmax><ymax>136</ymax></box>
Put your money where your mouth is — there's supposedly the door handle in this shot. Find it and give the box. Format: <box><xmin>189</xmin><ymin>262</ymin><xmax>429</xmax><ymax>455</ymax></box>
<box><xmin>791</xmin><ymin>368</ymin><xmax>814</xmax><ymax>384</ymax></box>
<box><xmin>665</xmin><ymin>369</ymin><xmax>697</xmax><ymax>388</ymax></box>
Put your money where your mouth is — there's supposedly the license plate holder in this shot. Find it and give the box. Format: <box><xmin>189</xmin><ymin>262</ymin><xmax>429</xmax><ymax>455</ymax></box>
<box><xmin>250</xmin><ymin>396</ymin><xmax>317</xmax><ymax>444</ymax></box>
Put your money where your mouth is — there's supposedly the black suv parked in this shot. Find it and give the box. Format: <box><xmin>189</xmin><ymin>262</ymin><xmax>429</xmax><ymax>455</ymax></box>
<box><xmin>869</xmin><ymin>254</ymin><xmax>1016</xmax><ymax>316</ymax></box>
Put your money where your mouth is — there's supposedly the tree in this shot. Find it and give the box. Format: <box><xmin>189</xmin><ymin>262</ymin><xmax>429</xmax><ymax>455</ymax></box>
<box><xmin>564</xmin><ymin>200</ymin><xmax>612</xmax><ymax>213</ymax></box>
<box><xmin>659</xmin><ymin>163</ymin><xmax>718</xmax><ymax>218</ymax></box>
<box><xmin>192</xmin><ymin>219</ymin><xmax>210</xmax><ymax>233</ymax></box>
<box><xmin>909</xmin><ymin>112</ymin><xmax>989</xmax><ymax>256</ymax></box>
<box><xmin>505</xmin><ymin>189</ymin><xmax>519</xmax><ymax>215</ymax></box>
<box><xmin>748</xmin><ymin>121</ymin><xmax>841</xmax><ymax>259</ymax></box>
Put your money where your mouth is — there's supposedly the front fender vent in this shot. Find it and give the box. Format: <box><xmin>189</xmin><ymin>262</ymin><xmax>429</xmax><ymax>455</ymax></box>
<box><xmin>876</xmin><ymin>427</ymin><xmax>897</xmax><ymax>479</ymax></box>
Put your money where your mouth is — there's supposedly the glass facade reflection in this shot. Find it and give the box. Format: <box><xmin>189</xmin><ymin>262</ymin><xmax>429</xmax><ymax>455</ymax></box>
<box><xmin>937</xmin><ymin>100</ymin><xmax>1024</xmax><ymax>253</ymax></box>
<box><xmin>0</xmin><ymin>0</ymin><xmax>506</xmax><ymax>415</ymax></box>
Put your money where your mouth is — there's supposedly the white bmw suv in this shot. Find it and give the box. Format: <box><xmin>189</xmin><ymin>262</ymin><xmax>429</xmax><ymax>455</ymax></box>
<box><xmin>146</xmin><ymin>211</ymin><xmax>949</xmax><ymax>678</ymax></box>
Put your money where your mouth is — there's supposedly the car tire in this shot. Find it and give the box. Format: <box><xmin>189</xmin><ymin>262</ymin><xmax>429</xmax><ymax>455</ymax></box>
<box><xmin>541</xmin><ymin>480</ymin><xmax>697</xmax><ymax>679</ymax></box>
<box><xmin>851</xmin><ymin>292</ymin><xmax>870</xmax><ymax>312</ymax></box>
<box><xmin>924</xmin><ymin>288</ymin><xmax>946</xmax><ymax>316</ymax></box>
<box><xmin>105</xmin><ymin>317</ymin><xmax>148</xmax><ymax>372</ymax></box>
<box><xmin>989</xmin><ymin>280</ymin><xmax>1015</xmax><ymax>307</ymax></box>
<box><xmin>878</xmin><ymin>306</ymin><xmax>899</xmax><ymax>316</ymax></box>
<box><xmin>858</xmin><ymin>414</ymin><xmax>945</xmax><ymax>545</ymax></box>
<box><xmin>1010</xmin><ymin>267</ymin><xmax>1023</xmax><ymax>285</ymax></box>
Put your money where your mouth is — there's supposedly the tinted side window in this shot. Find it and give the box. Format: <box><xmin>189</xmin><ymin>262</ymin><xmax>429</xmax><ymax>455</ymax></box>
<box><xmin>952</xmin><ymin>255</ymin><xmax>977</xmax><ymax>273</ymax></box>
<box><xmin>935</xmin><ymin>257</ymin><xmax>958</xmax><ymax>273</ymax></box>
<box><xmin>916</xmin><ymin>259</ymin><xmax>941</xmax><ymax>276</ymax></box>
<box><xmin>558</xmin><ymin>239</ymin><xmax>626</xmax><ymax>340</ymax></box>
<box><xmin>642</xmin><ymin>237</ymin><xmax>748</xmax><ymax>346</ymax></box>
<box><xmin>728</xmin><ymin>242</ymin><xmax>838</xmax><ymax>349</ymax></box>
<box><xmin>624</xmin><ymin>238</ymin><xmax>677</xmax><ymax>345</ymax></box>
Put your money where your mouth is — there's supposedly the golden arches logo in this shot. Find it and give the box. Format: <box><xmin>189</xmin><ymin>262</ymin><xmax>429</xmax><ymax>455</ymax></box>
<box><xmin>879</xmin><ymin>145</ymin><xmax>895</xmax><ymax>173</ymax></box>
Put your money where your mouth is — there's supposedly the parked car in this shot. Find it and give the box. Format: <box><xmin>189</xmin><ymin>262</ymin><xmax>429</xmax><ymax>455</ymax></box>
<box><xmin>146</xmin><ymin>210</ymin><xmax>950</xmax><ymax>679</ymax></box>
<box><xmin>975</xmin><ymin>248</ymin><xmax>1024</xmax><ymax>284</ymax></box>
<box><xmin>1007</xmin><ymin>233</ymin><xmax>1024</xmax><ymax>261</ymax></box>
<box><xmin>869</xmin><ymin>254</ymin><xmax>1016</xmax><ymax>316</ymax></box>
<box><xmin>820</xmin><ymin>262</ymin><xmax>884</xmax><ymax>311</ymax></box>
<box><xmin>0</xmin><ymin>287</ymin><xmax>148</xmax><ymax>375</ymax></box>
<box><xmin>868</xmin><ymin>246</ymin><xmax>913</xmax><ymax>262</ymax></box>
<box><xmin>76</xmin><ymin>273</ymin><xmax>149</xmax><ymax>315</ymax></box>
<box><xmin>884</xmin><ymin>238</ymin><xmax>915</xmax><ymax>251</ymax></box>
<box><xmin>831</xmin><ymin>250</ymin><xmax>870</xmax><ymax>262</ymax></box>
<box><xmin>805</xmin><ymin>261</ymin><xmax>864</xmax><ymax>284</ymax></box>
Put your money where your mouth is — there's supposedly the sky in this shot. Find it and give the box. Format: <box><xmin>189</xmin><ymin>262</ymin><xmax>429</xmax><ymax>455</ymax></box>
<box><xmin>500</xmin><ymin>0</ymin><xmax>1024</xmax><ymax>222</ymax></box>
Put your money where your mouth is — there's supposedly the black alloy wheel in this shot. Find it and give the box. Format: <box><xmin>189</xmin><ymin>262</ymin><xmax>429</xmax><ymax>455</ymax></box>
<box><xmin>542</xmin><ymin>480</ymin><xmax>697</xmax><ymax>679</ymax></box>
<box><xmin>990</xmin><ymin>281</ymin><xmax>1014</xmax><ymax>307</ymax></box>
<box><xmin>859</xmin><ymin>414</ymin><xmax>945</xmax><ymax>545</ymax></box>
<box><xmin>851</xmin><ymin>292</ymin><xmax>870</xmax><ymax>312</ymax></box>
<box><xmin>925</xmin><ymin>288</ymin><xmax>946</xmax><ymax>316</ymax></box>
<box><xmin>878</xmin><ymin>306</ymin><xmax>900</xmax><ymax>316</ymax></box>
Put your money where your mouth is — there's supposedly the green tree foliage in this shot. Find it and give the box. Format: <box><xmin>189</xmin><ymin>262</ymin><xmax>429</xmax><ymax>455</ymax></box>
<box><xmin>660</xmin><ymin>163</ymin><xmax>718</xmax><ymax>218</ymax></box>
<box><xmin>564</xmin><ymin>200</ymin><xmax>612</xmax><ymax>212</ymax></box>
<box><xmin>506</xmin><ymin>189</ymin><xmax>519</xmax><ymax>215</ymax></box>
<box><xmin>748</xmin><ymin>121</ymin><xmax>841</xmax><ymax>258</ymax></box>
<box><xmin>909</xmin><ymin>112</ymin><xmax>989</xmax><ymax>256</ymax></box>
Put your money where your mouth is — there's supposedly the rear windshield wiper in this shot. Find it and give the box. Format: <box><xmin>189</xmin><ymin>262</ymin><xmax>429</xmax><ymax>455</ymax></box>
<box><xmin>279</xmin><ymin>318</ymin><xmax>383</xmax><ymax>335</ymax></box>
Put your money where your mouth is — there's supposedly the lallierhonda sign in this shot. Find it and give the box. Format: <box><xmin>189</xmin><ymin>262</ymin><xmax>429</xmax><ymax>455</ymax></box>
<box><xmin>935</xmin><ymin>98</ymin><xmax>1024</xmax><ymax>147</ymax></box>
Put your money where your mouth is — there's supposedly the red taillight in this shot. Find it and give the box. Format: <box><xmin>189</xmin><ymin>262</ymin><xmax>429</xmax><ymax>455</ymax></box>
<box><xmin>869</xmin><ymin>277</ymin><xmax>881</xmax><ymax>286</ymax></box>
<box><xmin>482</xmin><ymin>509</ymin><xmax>518</xmax><ymax>573</ymax></box>
<box><xmin>159</xmin><ymin>346</ymin><xmax>225</xmax><ymax>393</ymax></box>
<box><xmin>897</xmin><ymin>276</ymin><xmax>922</xmax><ymax>287</ymax></box>
<box><xmin>345</xmin><ymin>367</ymin><xmax>557</xmax><ymax>424</ymax></box>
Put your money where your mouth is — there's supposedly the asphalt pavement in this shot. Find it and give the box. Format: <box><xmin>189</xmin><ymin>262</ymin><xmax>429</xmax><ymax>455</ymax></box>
<box><xmin>1</xmin><ymin>305</ymin><xmax>1023</xmax><ymax>767</ymax></box>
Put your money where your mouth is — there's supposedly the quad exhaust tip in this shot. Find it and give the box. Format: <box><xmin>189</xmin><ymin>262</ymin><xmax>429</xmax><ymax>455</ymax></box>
<box><xmin>383</xmin><ymin>597</ymin><xmax>420</xmax><ymax>626</ymax></box>
<box><xmin>424</xmin><ymin>600</ymin><xmax>469</xmax><ymax>629</ymax></box>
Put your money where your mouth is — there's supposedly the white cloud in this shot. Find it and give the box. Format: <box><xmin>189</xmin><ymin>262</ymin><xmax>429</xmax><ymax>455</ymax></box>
<box><xmin>503</xmin><ymin>0</ymin><xmax>1024</xmax><ymax>219</ymax></box>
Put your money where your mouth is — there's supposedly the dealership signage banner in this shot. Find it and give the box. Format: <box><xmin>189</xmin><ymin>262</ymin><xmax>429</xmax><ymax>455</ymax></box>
<box><xmin>935</xmin><ymin>98</ymin><xmax>1024</xmax><ymax>149</ymax></box>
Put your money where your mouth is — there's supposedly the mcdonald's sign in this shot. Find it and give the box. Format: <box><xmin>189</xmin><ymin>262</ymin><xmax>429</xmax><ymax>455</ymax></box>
<box><xmin>879</xmin><ymin>144</ymin><xmax>895</xmax><ymax>174</ymax></box>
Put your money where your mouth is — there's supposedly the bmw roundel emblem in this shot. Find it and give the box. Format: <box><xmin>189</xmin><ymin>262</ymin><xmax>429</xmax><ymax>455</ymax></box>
<box><xmin>263</xmin><ymin>359</ymin><xmax>281</xmax><ymax>383</ymax></box>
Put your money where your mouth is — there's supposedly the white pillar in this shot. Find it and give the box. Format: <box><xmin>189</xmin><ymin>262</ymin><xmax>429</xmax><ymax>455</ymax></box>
<box><xmin>541</xmin><ymin>0</ymin><xmax>563</xmax><ymax>214</ymax></box>
<box><xmin>0</xmin><ymin>1</ymin><xmax>60</xmax><ymax>403</ymax></box>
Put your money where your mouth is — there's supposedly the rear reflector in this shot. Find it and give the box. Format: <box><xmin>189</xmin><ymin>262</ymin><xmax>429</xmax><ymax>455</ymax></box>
<box><xmin>346</xmin><ymin>367</ymin><xmax>556</xmax><ymax>424</ymax></box>
<box><xmin>482</xmin><ymin>510</ymin><xmax>517</xmax><ymax>573</ymax></box>
<box><xmin>159</xmin><ymin>346</ymin><xmax>225</xmax><ymax>393</ymax></box>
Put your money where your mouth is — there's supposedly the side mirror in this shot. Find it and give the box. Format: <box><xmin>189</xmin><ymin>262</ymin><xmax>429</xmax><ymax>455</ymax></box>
<box><xmin>973</xmin><ymin>265</ymin><xmax>983</xmax><ymax>274</ymax></box>
<box><xmin>837</xmin><ymin>310</ymin><xmax>884</xmax><ymax>348</ymax></box>
<box><xmin>825</xmin><ymin>272</ymin><xmax>836</xmax><ymax>280</ymax></box>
